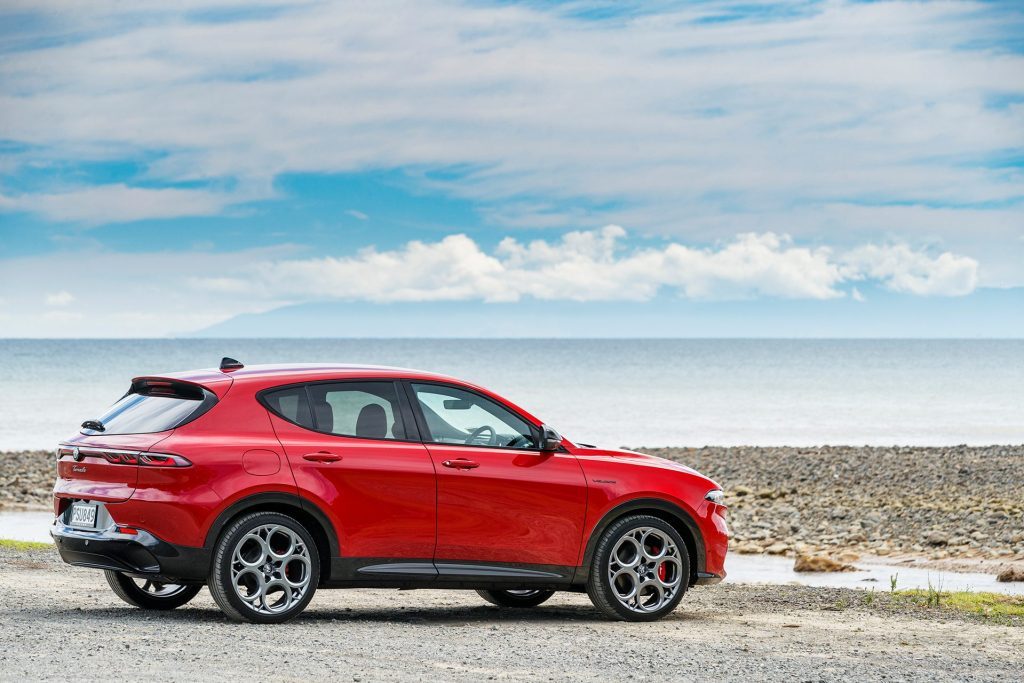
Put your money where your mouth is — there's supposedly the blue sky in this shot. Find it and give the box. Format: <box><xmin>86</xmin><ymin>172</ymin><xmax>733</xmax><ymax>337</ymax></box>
<box><xmin>0</xmin><ymin>0</ymin><xmax>1022</xmax><ymax>337</ymax></box>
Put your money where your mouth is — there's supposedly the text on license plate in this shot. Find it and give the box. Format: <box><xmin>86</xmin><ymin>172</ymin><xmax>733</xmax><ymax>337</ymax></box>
<box><xmin>70</xmin><ymin>504</ymin><xmax>97</xmax><ymax>528</ymax></box>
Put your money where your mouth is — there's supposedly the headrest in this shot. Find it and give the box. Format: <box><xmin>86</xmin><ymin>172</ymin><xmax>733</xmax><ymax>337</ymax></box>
<box><xmin>356</xmin><ymin>403</ymin><xmax>387</xmax><ymax>439</ymax></box>
<box><xmin>313</xmin><ymin>401</ymin><xmax>334</xmax><ymax>432</ymax></box>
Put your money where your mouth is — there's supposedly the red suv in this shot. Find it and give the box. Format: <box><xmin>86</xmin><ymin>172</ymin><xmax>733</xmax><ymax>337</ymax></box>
<box><xmin>52</xmin><ymin>359</ymin><xmax>728</xmax><ymax>623</ymax></box>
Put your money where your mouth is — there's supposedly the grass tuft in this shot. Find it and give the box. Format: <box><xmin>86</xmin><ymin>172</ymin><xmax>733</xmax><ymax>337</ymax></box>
<box><xmin>894</xmin><ymin>589</ymin><xmax>1024</xmax><ymax>619</ymax></box>
<box><xmin>0</xmin><ymin>538</ymin><xmax>52</xmax><ymax>551</ymax></box>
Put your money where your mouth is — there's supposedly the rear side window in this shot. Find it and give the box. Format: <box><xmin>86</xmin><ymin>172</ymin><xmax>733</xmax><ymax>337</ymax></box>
<box><xmin>307</xmin><ymin>382</ymin><xmax>406</xmax><ymax>440</ymax></box>
<box><xmin>85</xmin><ymin>380</ymin><xmax>216</xmax><ymax>436</ymax></box>
<box><xmin>262</xmin><ymin>381</ymin><xmax>407</xmax><ymax>441</ymax></box>
<box><xmin>262</xmin><ymin>386</ymin><xmax>314</xmax><ymax>430</ymax></box>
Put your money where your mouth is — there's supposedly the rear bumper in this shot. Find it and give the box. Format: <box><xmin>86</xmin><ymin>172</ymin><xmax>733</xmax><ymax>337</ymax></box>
<box><xmin>51</xmin><ymin>520</ymin><xmax>209</xmax><ymax>582</ymax></box>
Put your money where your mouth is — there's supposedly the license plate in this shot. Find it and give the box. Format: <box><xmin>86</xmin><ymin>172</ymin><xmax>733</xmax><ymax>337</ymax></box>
<box><xmin>69</xmin><ymin>503</ymin><xmax>97</xmax><ymax>528</ymax></box>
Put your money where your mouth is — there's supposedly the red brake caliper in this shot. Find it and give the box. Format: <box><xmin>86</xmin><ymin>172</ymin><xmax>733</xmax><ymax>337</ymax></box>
<box><xmin>657</xmin><ymin>562</ymin><xmax>666</xmax><ymax>581</ymax></box>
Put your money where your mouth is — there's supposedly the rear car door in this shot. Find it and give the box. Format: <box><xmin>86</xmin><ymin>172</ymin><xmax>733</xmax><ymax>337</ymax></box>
<box><xmin>406</xmin><ymin>382</ymin><xmax>588</xmax><ymax>574</ymax></box>
<box><xmin>263</xmin><ymin>381</ymin><xmax>436</xmax><ymax>565</ymax></box>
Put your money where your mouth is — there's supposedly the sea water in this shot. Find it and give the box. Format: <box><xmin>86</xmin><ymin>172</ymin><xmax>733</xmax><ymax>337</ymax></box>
<box><xmin>0</xmin><ymin>338</ymin><xmax>1021</xmax><ymax>449</ymax></box>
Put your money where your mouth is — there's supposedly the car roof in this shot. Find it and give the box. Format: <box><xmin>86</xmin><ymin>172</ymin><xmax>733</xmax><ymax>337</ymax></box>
<box><xmin>154</xmin><ymin>363</ymin><xmax>460</xmax><ymax>385</ymax></box>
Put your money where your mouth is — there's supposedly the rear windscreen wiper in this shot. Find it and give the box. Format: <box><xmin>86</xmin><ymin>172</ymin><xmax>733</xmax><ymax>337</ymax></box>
<box><xmin>81</xmin><ymin>419</ymin><xmax>105</xmax><ymax>432</ymax></box>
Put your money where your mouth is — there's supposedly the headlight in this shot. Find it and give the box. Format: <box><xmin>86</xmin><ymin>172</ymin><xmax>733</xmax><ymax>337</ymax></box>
<box><xmin>705</xmin><ymin>489</ymin><xmax>725</xmax><ymax>506</ymax></box>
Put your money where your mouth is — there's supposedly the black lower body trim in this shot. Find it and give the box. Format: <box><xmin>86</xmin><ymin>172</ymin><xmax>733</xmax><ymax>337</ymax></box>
<box><xmin>694</xmin><ymin>571</ymin><xmax>725</xmax><ymax>586</ymax></box>
<box><xmin>324</xmin><ymin>558</ymin><xmax>575</xmax><ymax>589</ymax></box>
<box><xmin>51</xmin><ymin>522</ymin><xmax>209</xmax><ymax>583</ymax></box>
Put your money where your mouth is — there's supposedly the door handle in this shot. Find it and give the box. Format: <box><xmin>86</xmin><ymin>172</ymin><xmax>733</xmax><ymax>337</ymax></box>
<box><xmin>303</xmin><ymin>451</ymin><xmax>342</xmax><ymax>463</ymax></box>
<box><xmin>442</xmin><ymin>458</ymin><xmax>479</xmax><ymax>470</ymax></box>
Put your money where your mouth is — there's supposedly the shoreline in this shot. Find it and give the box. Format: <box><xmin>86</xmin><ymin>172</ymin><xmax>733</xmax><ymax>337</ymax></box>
<box><xmin>4</xmin><ymin>445</ymin><xmax>1023</xmax><ymax>577</ymax></box>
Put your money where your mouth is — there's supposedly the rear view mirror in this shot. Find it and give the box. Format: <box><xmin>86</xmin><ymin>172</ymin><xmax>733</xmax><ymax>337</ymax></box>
<box><xmin>443</xmin><ymin>399</ymin><xmax>474</xmax><ymax>410</ymax></box>
<box><xmin>539</xmin><ymin>424</ymin><xmax>562</xmax><ymax>451</ymax></box>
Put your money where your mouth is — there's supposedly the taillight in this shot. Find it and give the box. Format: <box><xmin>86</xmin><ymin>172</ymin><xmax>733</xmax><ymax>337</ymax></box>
<box><xmin>58</xmin><ymin>447</ymin><xmax>191</xmax><ymax>467</ymax></box>
<box><xmin>102</xmin><ymin>452</ymin><xmax>139</xmax><ymax>465</ymax></box>
<box><xmin>139</xmin><ymin>453</ymin><xmax>192</xmax><ymax>467</ymax></box>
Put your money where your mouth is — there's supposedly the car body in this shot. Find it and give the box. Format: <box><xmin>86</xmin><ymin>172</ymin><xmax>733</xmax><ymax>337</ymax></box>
<box><xmin>52</xmin><ymin>360</ymin><xmax>728</xmax><ymax>622</ymax></box>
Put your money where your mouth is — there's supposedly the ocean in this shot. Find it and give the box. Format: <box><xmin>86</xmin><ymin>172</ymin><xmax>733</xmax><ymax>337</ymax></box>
<box><xmin>0</xmin><ymin>339</ymin><xmax>1021</xmax><ymax>450</ymax></box>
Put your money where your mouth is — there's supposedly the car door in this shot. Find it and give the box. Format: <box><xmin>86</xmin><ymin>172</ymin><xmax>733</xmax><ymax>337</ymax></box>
<box><xmin>405</xmin><ymin>381</ymin><xmax>588</xmax><ymax>574</ymax></box>
<box><xmin>264</xmin><ymin>380</ymin><xmax>437</xmax><ymax>566</ymax></box>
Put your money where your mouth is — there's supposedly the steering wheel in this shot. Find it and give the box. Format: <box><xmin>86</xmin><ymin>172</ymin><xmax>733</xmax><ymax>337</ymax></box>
<box><xmin>465</xmin><ymin>425</ymin><xmax>496</xmax><ymax>446</ymax></box>
<box><xmin>504</xmin><ymin>434</ymin><xmax>531</xmax><ymax>449</ymax></box>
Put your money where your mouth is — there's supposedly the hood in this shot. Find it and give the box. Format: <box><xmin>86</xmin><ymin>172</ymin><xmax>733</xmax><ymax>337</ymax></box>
<box><xmin>571</xmin><ymin>445</ymin><xmax>719</xmax><ymax>487</ymax></box>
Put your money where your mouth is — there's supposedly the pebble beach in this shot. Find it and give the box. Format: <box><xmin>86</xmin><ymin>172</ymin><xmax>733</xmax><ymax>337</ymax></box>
<box><xmin>6</xmin><ymin>445</ymin><xmax>1023</xmax><ymax>568</ymax></box>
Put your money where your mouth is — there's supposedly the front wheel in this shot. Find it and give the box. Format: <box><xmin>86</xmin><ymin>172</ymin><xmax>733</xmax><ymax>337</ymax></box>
<box><xmin>104</xmin><ymin>570</ymin><xmax>202</xmax><ymax>610</ymax></box>
<box><xmin>207</xmin><ymin>511</ymin><xmax>320</xmax><ymax>624</ymax></box>
<box><xmin>476</xmin><ymin>588</ymin><xmax>555</xmax><ymax>608</ymax></box>
<box><xmin>586</xmin><ymin>514</ymin><xmax>690</xmax><ymax>622</ymax></box>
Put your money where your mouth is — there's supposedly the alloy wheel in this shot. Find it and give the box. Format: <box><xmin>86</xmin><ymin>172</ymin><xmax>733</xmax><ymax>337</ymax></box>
<box><xmin>230</xmin><ymin>523</ymin><xmax>312</xmax><ymax>615</ymax></box>
<box><xmin>131</xmin><ymin>578</ymin><xmax>190</xmax><ymax>598</ymax></box>
<box><xmin>606</xmin><ymin>526</ymin><xmax>683</xmax><ymax>614</ymax></box>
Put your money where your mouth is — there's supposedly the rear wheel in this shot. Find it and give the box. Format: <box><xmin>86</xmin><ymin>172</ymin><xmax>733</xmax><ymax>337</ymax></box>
<box><xmin>207</xmin><ymin>511</ymin><xmax>319</xmax><ymax>624</ymax></box>
<box><xmin>586</xmin><ymin>514</ymin><xmax>689</xmax><ymax>621</ymax></box>
<box><xmin>104</xmin><ymin>570</ymin><xmax>201</xmax><ymax>610</ymax></box>
<box><xmin>476</xmin><ymin>588</ymin><xmax>555</xmax><ymax>608</ymax></box>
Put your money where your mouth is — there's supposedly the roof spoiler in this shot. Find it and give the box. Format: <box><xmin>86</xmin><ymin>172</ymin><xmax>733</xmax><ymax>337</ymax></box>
<box><xmin>220</xmin><ymin>357</ymin><xmax>244</xmax><ymax>372</ymax></box>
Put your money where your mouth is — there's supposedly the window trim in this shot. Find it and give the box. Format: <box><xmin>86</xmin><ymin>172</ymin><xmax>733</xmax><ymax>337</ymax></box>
<box><xmin>401</xmin><ymin>380</ymin><xmax>544</xmax><ymax>452</ymax></box>
<box><xmin>256</xmin><ymin>379</ymin><xmax>422</xmax><ymax>444</ymax></box>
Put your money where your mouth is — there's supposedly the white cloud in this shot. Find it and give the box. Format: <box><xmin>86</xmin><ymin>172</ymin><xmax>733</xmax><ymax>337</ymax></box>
<box><xmin>3</xmin><ymin>185</ymin><xmax>236</xmax><ymax>224</ymax></box>
<box><xmin>193</xmin><ymin>226</ymin><xmax>976</xmax><ymax>304</ymax></box>
<box><xmin>44</xmin><ymin>291</ymin><xmax>75</xmax><ymax>306</ymax></box>
<box><xmin>842</xmin><ymin>244</ymin><xmax>979</xmax><ymax>296</ymax></box>
<box><xmin>0</xmin><ymin>227</ymin><xmax>983</xmax><ymax>337</ymax></box>
<box><xmin>345</xmin><ymin>210</ymin><xmax>369</xmax><ymax>221</ymax></box>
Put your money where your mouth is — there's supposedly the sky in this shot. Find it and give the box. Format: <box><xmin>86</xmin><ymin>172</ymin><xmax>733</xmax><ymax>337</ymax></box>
<box><xmin>0</xmin><ymin>0</ymin><xmax>1022</xmax><ymax>338</ymax></box>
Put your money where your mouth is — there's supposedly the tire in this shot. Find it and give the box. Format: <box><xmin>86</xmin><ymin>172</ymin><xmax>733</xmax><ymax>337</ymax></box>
<box><xmin>586</xmin><ymin>514</ymin><xmax>690</xmax><ymax>622</ymax></box>
<box><xmin>207</xmin><ymin>511</ymin><xmax>320</xmax><ymax>624</ymax></box>
<box><xmin>104</xmin><ymin>570</ymin><xmax>202</xmax><ymax>610</ymax></box>
<box><xmin>476</xmin><ymin>588</ymin><xmax>555</xmax><ymax>608</ymax></box>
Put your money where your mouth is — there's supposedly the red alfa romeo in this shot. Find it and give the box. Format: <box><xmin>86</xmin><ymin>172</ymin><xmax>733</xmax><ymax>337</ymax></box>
<box><xmin>52</xmin><ymin>359</ymin><xmax>728</xmax><ymax>623</ymax></box>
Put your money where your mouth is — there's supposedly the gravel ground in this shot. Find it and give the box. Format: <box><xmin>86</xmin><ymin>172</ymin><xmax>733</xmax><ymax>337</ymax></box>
<box><xmin>1</xmin><ymin>545</ymin><xmax>1022</xmax><ymax>682</ymax></box>
<box><xmin>647</xmin><ymin>446</ymin><xmax>1024</xmax><ymax>565</ymax></box>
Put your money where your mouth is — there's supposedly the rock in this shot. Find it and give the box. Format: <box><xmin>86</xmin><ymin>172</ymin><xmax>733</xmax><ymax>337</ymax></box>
<box><xmin>996</xmin><ymin>565</ymin><xmax>1024</xmax><ymax>582</ymax></box>
<box><xmin>731</xmin><ymin>542</ymin><xmax>762</xmax><ymax>554</ymax></box>
<box><xmin>764</xmin><ymin>542</ymin><xmax>790</xmax><ymax>555</ymax></box>
<box><xmin>923</xmin><ymin>531</ymin><xmax>949</xmax><ymax>547</ymax></box>
<box><xmin>793</xmin><ymin>553</ymin><xmax>856</xmax><ymax>573</ymax></box>
<box><xmin>733</xmin><ymin>485</ymin><xmax>753</xmax><ymax>497</ymax></box>
<box><xmin>828</xmin><ymin>507</ymin><xmax>849</xmax><ymax>520</ymax></box>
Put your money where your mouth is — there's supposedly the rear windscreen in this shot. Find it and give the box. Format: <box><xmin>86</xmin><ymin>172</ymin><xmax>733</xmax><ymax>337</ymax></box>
<box><xmin>83</xmin><ymin>381</ymin><xmax>215</xmax><ymax>435</ymax></box>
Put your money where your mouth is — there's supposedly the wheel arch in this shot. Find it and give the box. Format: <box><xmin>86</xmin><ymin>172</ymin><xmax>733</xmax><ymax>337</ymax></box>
<box><xmin>576</xmin><ymin>497</ymin><xmax>706</xmax><ymax>585</ymax></box>
<box><xmin>203</xmin><ymin>492</ymin><xmax>339</xmax><ymax>584</ymax></box>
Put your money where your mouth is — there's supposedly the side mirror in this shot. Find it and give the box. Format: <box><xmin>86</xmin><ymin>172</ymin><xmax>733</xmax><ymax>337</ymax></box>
<box><xmin>539</xmin><ymin>424</ymin><xmax>563</xmax><ymax>451</ymax></box>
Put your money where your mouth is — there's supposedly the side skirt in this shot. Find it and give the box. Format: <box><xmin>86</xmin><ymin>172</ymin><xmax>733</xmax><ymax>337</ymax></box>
<box><xmin>323</xmin><ymin>558</ymin><xmax>578</xmax><ymax>590</ymax></box>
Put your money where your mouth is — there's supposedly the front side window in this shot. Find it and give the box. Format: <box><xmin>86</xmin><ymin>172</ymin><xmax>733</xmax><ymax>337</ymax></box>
<box><xmin>307</xmin><ymin>382</ymin><xmax>406</xmax><ymax>440</ymax></box>
<box><xmin>412</xmin><ymin>383</ymin><xmax>537</xmax><ymax>449</ymax></box>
